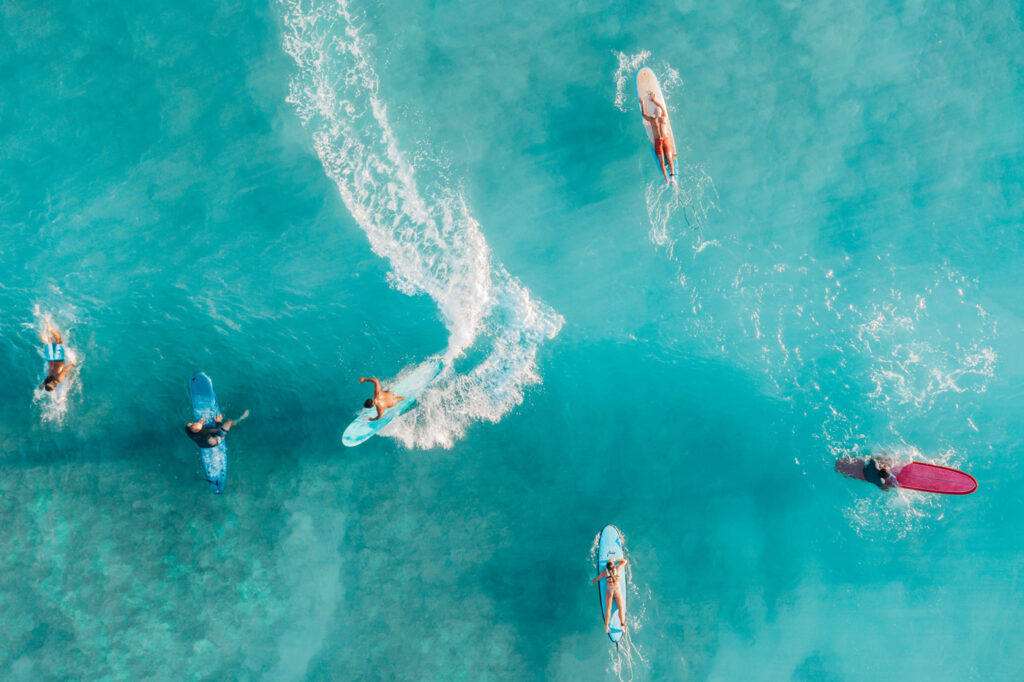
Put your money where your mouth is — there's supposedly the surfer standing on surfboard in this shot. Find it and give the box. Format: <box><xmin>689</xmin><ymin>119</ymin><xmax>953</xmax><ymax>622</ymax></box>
<box><xmin>40</xmin><ymin>323</ymin><xmax>76</xmax><ymax>392</ymax></box>
<box><xmin>640</xmin><ymin>93</ymin><xmax>676</xmax><ymax>185</ymax></box>
<box><xmin>359</xmin><ymin>377</ymin><xmax>404</xmax><ymax>422</ymax></box>
<box><xmin>591</xmin><ymin>557</ymin><xmax>629</xmax><ymax>634</ymax></box>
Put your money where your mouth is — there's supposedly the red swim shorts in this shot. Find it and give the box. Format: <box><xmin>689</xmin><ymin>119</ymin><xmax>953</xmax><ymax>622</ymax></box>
<box><xmin>654</xmin><ymin>137</ymin><xmax>670</xmax><ymax>157</ymax></box>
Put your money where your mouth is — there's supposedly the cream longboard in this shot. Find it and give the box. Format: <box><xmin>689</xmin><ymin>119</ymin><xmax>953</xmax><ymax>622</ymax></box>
<box><xmin>636</xmin><ymin>67</ymin><xmax>678</xmax><ymax>182</ymax></box>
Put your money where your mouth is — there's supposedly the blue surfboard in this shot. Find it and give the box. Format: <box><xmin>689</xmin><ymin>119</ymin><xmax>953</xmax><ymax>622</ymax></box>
<box><xmin>342</xmin><ymin>359</ymin><xmax>444</xmax><ymax>447</ymax></box>
<box><xmin>597</xmin><ymin>524</ymin><xmax>627</xmax><ymax>643</ymax></box>
<box><xmin>188</xmin><ymin>372</ymin><xmax>227</xmax><ymax>494</ymax></box>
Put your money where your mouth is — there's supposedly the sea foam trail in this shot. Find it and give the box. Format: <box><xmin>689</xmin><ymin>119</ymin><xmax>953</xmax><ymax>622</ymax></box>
<box><xmin>279</xmin><ymin>0</ymin><xmax>563</xmax><ymax>448</ymax></box>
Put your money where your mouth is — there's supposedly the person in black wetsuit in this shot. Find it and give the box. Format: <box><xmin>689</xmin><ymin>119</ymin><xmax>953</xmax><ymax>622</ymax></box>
<box><xmin>863</xmin><ymin>457</ymin><xmax>897</xmax><ymax>489</ymax></box>
<box><xmin>185</xmin><ymin>414</ymin><xmax>237</xmax><ymax>448</ymax></box>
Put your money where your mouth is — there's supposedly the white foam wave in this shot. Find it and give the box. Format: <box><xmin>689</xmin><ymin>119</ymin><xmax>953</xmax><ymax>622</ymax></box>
<box><xmin>279</xmin><ymin>0</ymin><xmax>563</xmax><ymax>448</ymax></box>
<box><xmin>612</xmin><ymin>50</ymin><xmax>683</xmax><ymax>113</ymax></box>
<box><xmin>612</xmin><ymin>50</ymin><xmax>650</xmax><ymax>111</ymax></box>
<box><xmin>857</xmin><ymin>291</ymin><xmax>996</xmax><ymax>414</ymax></box>
<box><xmin>644</xmin><ymin>164</ymin><xmax>720</xmax><ymax>261</ymax></box>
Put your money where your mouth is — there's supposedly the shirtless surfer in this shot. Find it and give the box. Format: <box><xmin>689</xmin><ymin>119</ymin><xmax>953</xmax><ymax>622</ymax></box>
<box><xmin>40</xmin><ymin>323</ymin><xmax>76</xmax><ymax>392</ymax></box>
<box><xmin>591</xmin><ymin>557</ymin><xmax>629</xmax><ymax>634</ymax></box>
<box><xmin>359</xmin><ymin>377</ymin><xmax>404</xmax><ymax>421</ymax></box>
<box><xmin>640</xmin><ymin>92</ymin><xmax>675</xmax><ymax>184</ymax></box>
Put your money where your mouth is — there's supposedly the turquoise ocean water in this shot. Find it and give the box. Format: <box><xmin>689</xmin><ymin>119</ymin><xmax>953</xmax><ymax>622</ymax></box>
<box><xmin>2</xmin><ymin>0</ymin><xmax>1023</xmax><ymax>678</ymax></box>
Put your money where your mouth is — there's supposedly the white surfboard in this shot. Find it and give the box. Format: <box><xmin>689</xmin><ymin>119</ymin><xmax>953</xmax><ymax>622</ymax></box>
<box><xmin>635</xmin><ymin>68</ymin><xmax>678</xmax><ymax>181</ymax></box>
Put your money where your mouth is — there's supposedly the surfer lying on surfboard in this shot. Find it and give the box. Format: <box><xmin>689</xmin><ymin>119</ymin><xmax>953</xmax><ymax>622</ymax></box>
<box><xmin>359</xmin><ymin>377</ymin><xmax>404</xmax><ymax>422</ymax></box>
<box><xmin>40</xmin><ymin>323</ymin><xmax>76</xmax><ymax>392</ymax></box>
<box><xmin>185</xmin><ymin>411</ymin><xmax>248</xmax><ymax>448</ymax></box>
<box><xmin>591</xmin><ymin>557</ymin><xmax>628</xmax><ymax>634</ymax></box>
<box><xmin>640</xmin><ymin>93</ymin><xmax>676</xmax><ymax>185</ymax></box>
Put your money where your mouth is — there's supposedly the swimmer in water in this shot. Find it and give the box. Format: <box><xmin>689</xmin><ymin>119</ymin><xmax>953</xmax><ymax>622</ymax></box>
<box><xmin>591</xmin><ymin>557</ymin><xmax>629</xmax><ymax>634</ymax></box>
<box><xmin>640</xmin><ymin>92</ymin><xmax>676</xmax><ymax>185</ymax></box>
<box><xmin>40</xmin><ymin>323</ymin><xmax>76</xmax><ymax>392</ymax></box>
<box><xmin>359</xmin><ymin>377</ymin><xmax>404</xmax><ymax>421</ymax></box>
<box><xmin>863</xmin><ymin>457</ymin><xmax>898</xmax><ymax>489</ymax></box>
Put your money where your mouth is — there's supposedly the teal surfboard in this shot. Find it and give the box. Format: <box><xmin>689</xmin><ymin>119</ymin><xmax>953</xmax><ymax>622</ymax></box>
<box><xmin>188</xmin><ymin>372</ymin><xmax>227</xmax><ymax>493</ymax></box>
<box><xmin>597</xmin><ymin>524</ymin><xmax>627</xmax><ymax>643</ymax></box>
<box><xmin>342</xmin><ymin>359</ymin><xmax>444</xmax><ymax>447</ymax></box>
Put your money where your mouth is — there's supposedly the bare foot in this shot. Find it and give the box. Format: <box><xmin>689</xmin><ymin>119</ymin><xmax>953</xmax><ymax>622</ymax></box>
<box><xmin>605</xmin><ymin>625</ymin><xmax>611</xmax><ymax>634</ymax></box>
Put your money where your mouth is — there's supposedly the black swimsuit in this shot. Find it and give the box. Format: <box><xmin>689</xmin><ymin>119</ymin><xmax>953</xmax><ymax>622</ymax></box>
<box><xmin>185</xmin><ymin>425</ymin><xmax>225</xmax><ymax>449</ymax></box>
<box><xmin>863</xmin><ymin>460</ymin><xmax>890</xmax><ymax>488</ymax></box>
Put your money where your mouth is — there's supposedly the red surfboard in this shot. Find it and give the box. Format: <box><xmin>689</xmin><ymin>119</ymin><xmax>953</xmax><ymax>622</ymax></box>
<box><xmin>835</xmin><ymin>458</ymin><xmax>977</xmax><ymax>495</ymax></box>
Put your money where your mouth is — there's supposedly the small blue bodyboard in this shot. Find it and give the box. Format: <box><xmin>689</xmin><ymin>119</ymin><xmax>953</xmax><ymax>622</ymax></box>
<box><xmin>597</xmin><ymin>524</ymin><xmax>627</xmax><ymax>643</ymax></box>
<box><xmin>188</xmin><ymin>372</ymin><xmax>227</xmax><ymax>494</ymax></box>
<box><xmin>342</xmin><ymin>359</ymin><xmax>444</xmax><ymax>447</ymax></box>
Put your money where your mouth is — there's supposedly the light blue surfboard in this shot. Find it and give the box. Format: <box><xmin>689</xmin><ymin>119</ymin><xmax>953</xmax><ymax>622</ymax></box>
<box><xmin>188</xmin><ymin>372</ymin><xmax>227</xmax><ymax>494</ymax></box>
<box><xmin>342</xmin><ymin>359</ymin><xmax>444</xmax><ymax>447</ymax></box>
<box><xmin>597</xmin><ymin>524</ymin><xmax>627</xmax><ymax>643</ymax></box>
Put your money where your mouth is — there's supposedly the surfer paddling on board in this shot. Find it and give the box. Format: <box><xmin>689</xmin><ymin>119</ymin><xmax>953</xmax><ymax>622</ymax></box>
<box><xmin>863</xmin><ymin>457</ymin><xmax>898</xmax><ymax>489</ymax></box>
<box><xmin>639</xmin><ymin>93</ymin><xmax>676</xmax><ymax>185</ymax></box>
<box><xmin>359</xmin><ymin>377</ymin><xmax>404</xmax><ymax>421</ymax></box>
<box><xmin>185</xmin><ymin>411</ymin><xmax>248</xmax><ymax>448</ymax></box>
<box><xmin>591</xmin><ymin>557</ymin><xmax>629</xmax><ymax>634</ymax></box>
<box><xmin>40</xmin><ymin>323</ymin><xmax>76</xmax><ymax>392</ymax></box>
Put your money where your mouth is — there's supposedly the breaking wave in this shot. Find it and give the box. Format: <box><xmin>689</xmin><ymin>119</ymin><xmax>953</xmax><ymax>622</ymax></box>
<box><xmin>279</xmin><ymin>0</ymin><xmax>563</xmax><ymax>448</ymax></box>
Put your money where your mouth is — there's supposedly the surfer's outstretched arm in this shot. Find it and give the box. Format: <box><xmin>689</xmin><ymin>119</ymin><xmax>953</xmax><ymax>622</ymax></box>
<box><xmin>359</xmin><ymin>377</ymin><xmax>383</xmax><ymax>398</ymax></box>
<box><xmin>369</xmin><ymin>404</ymin><xmax>385</xmax><ymax>422</ymax></box>
<box><xmin>56</xmin><ymin>360</ymin><xmax>76</xmax><ymax>382</ymax></box>
<box><xmin>590</xmin><ymin>570</ymin><xmax>608</xmax><ymax>584</ymax></box>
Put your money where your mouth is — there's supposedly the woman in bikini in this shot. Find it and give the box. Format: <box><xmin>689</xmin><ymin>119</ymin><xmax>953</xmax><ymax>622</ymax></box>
<box><xmin>591</xmin><ymin>557</ymin><xmax>629</xmax><ymax>633</ymax></box>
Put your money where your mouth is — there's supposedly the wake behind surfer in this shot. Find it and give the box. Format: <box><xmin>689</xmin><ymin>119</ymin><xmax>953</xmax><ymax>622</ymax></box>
<box><xmin>185</xmin><ymin>411</ymin><xmax>248</xmax><ymax>448</ymax></box>
<box><xmin>863</xmin><ymin>457</ymin><xmax>898</xmax><ymax>489</ymax></box>
<box><xmin>40</xmin><ymin>323</ymin><xmax>76</xmax><ymax>392</ymax></box>
<box><xmin>591</xmin><ymin>557</ymin><xmax>629</xmax><ymax>634</ymax></box>
<box><xmin>639</xmin><ymin>92</ymin><xmax>676</xmax><ymax>185</ymax></box>
<box><xmin>359</xmin><ymin>377</ymin><xmax>404</xmax><ymax>421</ymax></box>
